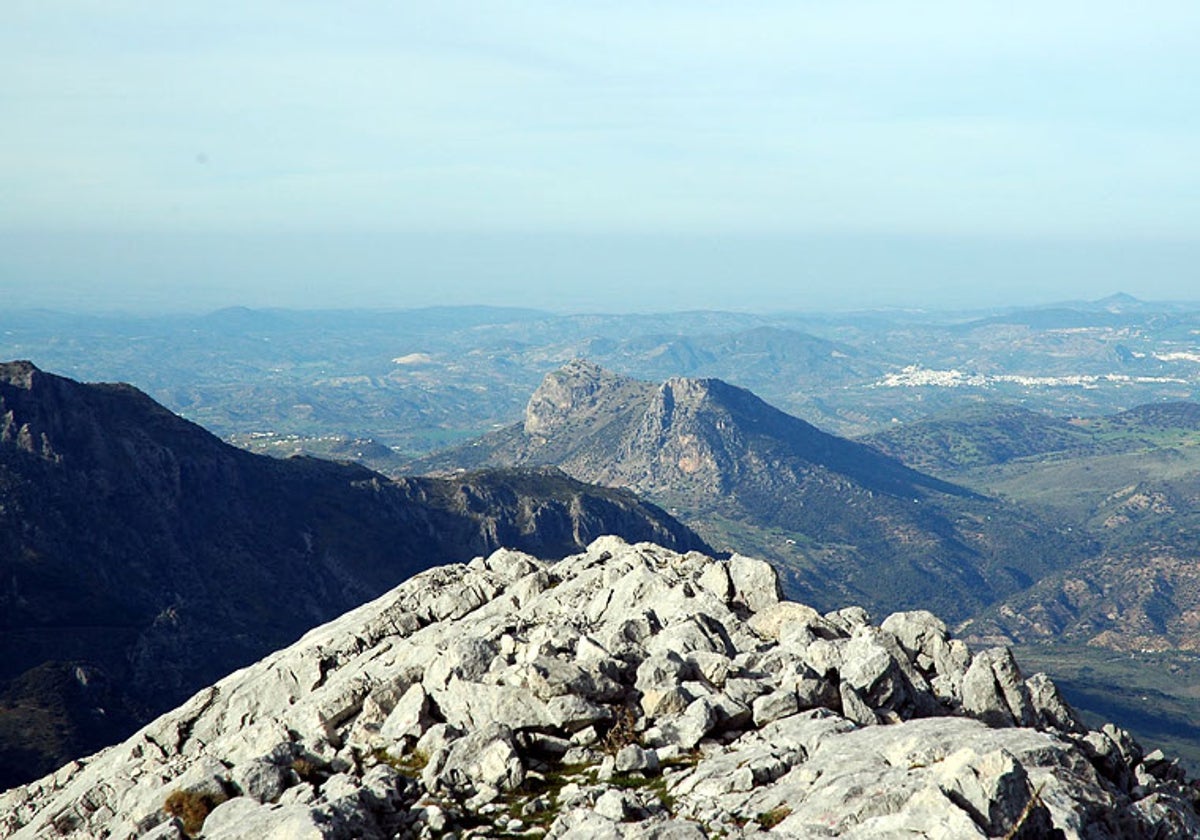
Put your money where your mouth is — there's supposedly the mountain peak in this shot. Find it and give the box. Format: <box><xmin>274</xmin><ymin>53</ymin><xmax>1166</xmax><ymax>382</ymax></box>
<box><xmin>1098</xmin><ymin>291</ymin><xmax>1141</xmax><ymax>304</ymax></box>
<box><xmin>1096</xmin><ymin>292</ymin><xmax>1144</xmax><ymax>314</ymax></box>
<box><xmin>413</xmin><ymin>364</ymin><xmax>1043</xmax><ymax>623</ymax></box>
<box><xmin>659</xmin><ymin>375</ymin><xmax>724</xmax><ymax>403</ymax></box>
<box><xmin>523</xmin><ymin>361</ymin><xmax>651</xmax><ymax>439</ymax></box>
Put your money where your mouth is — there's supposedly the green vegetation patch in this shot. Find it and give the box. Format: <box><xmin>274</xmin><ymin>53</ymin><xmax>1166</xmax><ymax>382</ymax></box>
<box><xmin>756</xmin><ymin>805</ymin><xmax>793</xmax><ymax>829</ymax></box>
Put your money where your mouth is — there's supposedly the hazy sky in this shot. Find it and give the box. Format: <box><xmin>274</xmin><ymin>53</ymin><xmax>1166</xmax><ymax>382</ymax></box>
<box><xmin>3</xmin><ymin>2</ymin><xmax>1198</xmax><ymax>312</ymax></box>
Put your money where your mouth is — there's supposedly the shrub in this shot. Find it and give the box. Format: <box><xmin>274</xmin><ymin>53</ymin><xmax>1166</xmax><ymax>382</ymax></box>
<box><xmin>164</xmin><ymin>789</ymin><xmax>226</xmax><ymax>837</ymax></box>
<box><xmin>756</xmin><ymin>805</ymin><xmax>792</xmax><ymax>829</ymax></box>
<box><xmin>599</xmin><ymin>705</ymin><xmax>640</xmax><ymax>754</ymax></box>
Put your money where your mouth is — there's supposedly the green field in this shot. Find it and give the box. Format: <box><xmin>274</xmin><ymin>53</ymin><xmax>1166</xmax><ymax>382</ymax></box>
<box><xmin>1014</xmin><ymin>643</ymin><xmax>1200</xmax><ymax>774</ymax></box>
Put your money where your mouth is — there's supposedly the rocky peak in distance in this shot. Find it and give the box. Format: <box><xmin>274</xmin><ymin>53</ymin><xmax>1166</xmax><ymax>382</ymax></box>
<box><xmin>409</xmin><ymin>362</ymin><xmax>1082</xmax><ymax>623</ymax></box>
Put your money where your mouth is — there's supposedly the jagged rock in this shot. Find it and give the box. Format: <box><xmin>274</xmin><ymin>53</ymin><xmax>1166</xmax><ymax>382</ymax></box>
<box><xmin>614</xmin><ymin>744</ymin><xmax>659</xmax><ymax>774</ymax></box>
<box><xmin>423</xmin><ymin>638</ymin><xmax>498</xmax><ymax>690</ymax></box>
<box><xmin>696</xmin><ymin>562</ymin><xmax>733</xmax><ymax>602</ymax></box>
<box><xmin>880</xmin><ymin>609</ymin><xmax>972</xmax><ymax>703</ymax></box>
<box><xmin>880</xmin><ymin>609</ymin><xmax>948</xmax><ymax>659</ymax></box>
<box><xmin>168</xmin><ymin>754</ymin><xmax>230</xmax><ymax>803</ymax></box>
<box><xmin>839</xmin><ymin>626</ymin><xmax>934</xmax><ymax>719</ymax></box>
<box><xmin>727</xmin><ymin>555</ymin><xmax>781</xmax><ymax>612</ymax></box>
<box><xmin>708</xmin><ymin>692</ymin><xmax>753</xmax><ymax>730</ymax></box>
<box><xmin>594</xmin><ymin>788</ymin><xmax>640</xmax><ymax>821</ymax></box>
<box><xmin>792</xmin><ymin>664</ymin><xmax>841</xmax><ymax>712</ymax></box>
<box><xmin>201</xmin><ymin>797</ymin><xmax>331</xmax><ymax>840</ymax></box>
<box><xmin>1102</xmin><ymin>722</ymin><xmax>1144</xmax><ymax>767</ymax></box>
<box><xmin>747</xmin><ymin>601</ymin><xmax>834</xmax><ymax>641</ymax></box>
<box><xmin>935</xmin><ymin>747</ymin><xmax>1053</xmax><ymax>837</ymax></box>
<box><xmin>3</xmin><ymin>537</ymin><xmax>1197</xmax><ymax>840</ymax></box>
<box><xmin>230</xmin><ymin>758</ymin><xmax>289</xmax><ymax>804</ymax></box>
<box><xmin>685</xmin><ymin>651</ymin><xmax>734</xmax><ymax>686</ymax></box>
<box><xmin>425</xmin><ymin>723</ymin><xmax>524</xmax><ymax>799</ymax></box>
<box><xmin>378</xmin><ymin>683</ymin><xmax>433</xmax><ymax>744</ymax></box>
<box><xmin>961</xmin><ymin>647</ymin><xmax>1036</xmax><ymax>727</ymax></box>
<box><xmin>414</xmin><ymin>722</ymin><xmax>461</xmax><ymax>759</ymax></box>
<box><xmin>803</xmin><ymin>636</ymin><xmax>847</xmax><ymax>677</ymax></box>
<box><xmin>1131</xmin><ymin>793</ymin><xmax>1200</xmax><ymax>838</ymax></box>
<box><xmin>824</xmin><ymin>605</ymin><xmax>871</xmax><ymax>635</ymax></box>
<box><xmin>547</xmin><ymin>695</ymin><xmax>613</xmax><ymax>731</ymax></box>
<box><xmin>432</xmin><ymin>678</ymin><xmax>551</xmax><ymax>731</ymax></box>
<box><xmin>656</xmin><ymin>697</ymin><xmax>719</xmax><ymax>750</ymax></box>
<box><xmin>839</xmin><ymin>681</ymin><xmax>879</xmax><ymax>726</ymax></box>
<box><xmin>751</xmin><ymin>688</ymin><xmax>800</xmax><ymax>727</ymax></box>
<box><xmin>644</xmin><ymin>614</ymin><xmax>732</xmax><ymax>658</ymax></box>
<box><xmin>1026</xmin><ymin>672</ymin><xmax>1086</xmax><ymax>734</ymax></box>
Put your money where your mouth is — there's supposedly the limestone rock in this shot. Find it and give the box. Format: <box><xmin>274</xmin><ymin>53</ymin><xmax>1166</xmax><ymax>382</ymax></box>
<box><xmin>747</xmin><ymin>601</ymin><xmax>834</xmax><ymax>642</ymax></box>
<box><xmin>751</xmin><ymin>689</ymin><xmax>800</xmax><ymax>727</ymax></box>
<box><xmin>231</xmin><ymin>758</ymin><xmax>289</xmax><ymax>804</ymax></box>
<box><xmin>3</xmin><ymin>538</ymin><xmax>1196</xmax><ymax>840</ymax></box>
<box><xmin>1025</xmin><ymin>672</ymin><xmax>1086</xmax><ymax>734</ymax></box>
<box><xmin>201</xmin><ymin>797</ymin><xmax>331</xmax><ymax>840</ymax></box>
<box><xmin>727</xmin><ymin>555</ymin><xmax>782</xmax><ymax>612</ymax></box>
<box><xmin>378</xmin><ymin>683</ymin><xmax>433</xmax><ymax>744</ymax></box>
<box><xmin>427</xmin><ymin>723</ymin><xmax>524</xmax><ymax>798</ymax></box>
<box><xmin>961</xmin><ymin>647</ymin><xmax>1036</xmax><ymax>728</ymax></box>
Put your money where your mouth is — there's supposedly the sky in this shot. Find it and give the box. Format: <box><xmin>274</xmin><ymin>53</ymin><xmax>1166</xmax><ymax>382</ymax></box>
<box><xmin>2</xmin><ymin>1</ymin><xmax>1198</xmax><ymax>313</ymax></box>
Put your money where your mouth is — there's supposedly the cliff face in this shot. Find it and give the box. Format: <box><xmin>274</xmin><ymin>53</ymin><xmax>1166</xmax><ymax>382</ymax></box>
<box><xmin>3</xmin><ymin>537</ymin><xmax>1195</xmax><ymax>839</ymax></box>
<box><xmin>0</xmin><ymin>362</ymin><xmax>706</xmax><ymax>789</ymax></box>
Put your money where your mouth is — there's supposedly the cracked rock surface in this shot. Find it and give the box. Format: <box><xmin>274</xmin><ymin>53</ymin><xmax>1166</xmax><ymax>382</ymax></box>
<box><xmin>2</xmin><ymin>537</ymin><xmax>1198</xmax><ymax>839</ymax></box>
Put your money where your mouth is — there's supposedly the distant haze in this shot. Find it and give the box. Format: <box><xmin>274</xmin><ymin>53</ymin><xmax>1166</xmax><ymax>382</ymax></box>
<box><xmin>3</xmin><ymin>3</ymin><xmax>1198</xmax><ymax>313</ymax></box>
<box><xmin>4</xmin><ymin>230</ymin><xmax>1198</xmax><ymax>314</ymax></box>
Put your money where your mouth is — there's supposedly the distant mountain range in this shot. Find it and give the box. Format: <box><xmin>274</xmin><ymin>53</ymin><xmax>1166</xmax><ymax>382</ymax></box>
<box><xmin>5</xmin><ymin>296</ymin><xmax>1200</xmax><ymax>456</ymax></box>
<box><xmin>411</xmin><ymin>361</ymin><xmax>1086</xmax><ymax>622</ymax></box>
<box><xmin>0</xmin><ymin>361</ymin><xmax>706</xmax><ymax>790</ymax></box>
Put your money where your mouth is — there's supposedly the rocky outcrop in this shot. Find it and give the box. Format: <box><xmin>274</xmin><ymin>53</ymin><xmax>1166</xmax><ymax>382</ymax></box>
<box><xmin>2</xmin><ymin>538</ymin><xmax>1195</xmax><ymax>839</ymax></box>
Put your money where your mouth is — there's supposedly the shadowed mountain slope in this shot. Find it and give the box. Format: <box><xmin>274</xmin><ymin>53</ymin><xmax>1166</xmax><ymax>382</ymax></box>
<box><xmin>0</xmin><ymin>361</ymin><xmax>706</xmax><ymax>789</ymax></box>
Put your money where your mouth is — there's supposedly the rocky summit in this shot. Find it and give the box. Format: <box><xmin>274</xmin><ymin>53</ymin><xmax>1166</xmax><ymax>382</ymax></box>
<box><xmin>3</xmin><ymin>538</ymin><xmax>1197</xmax><ymax>839</ymax></box>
